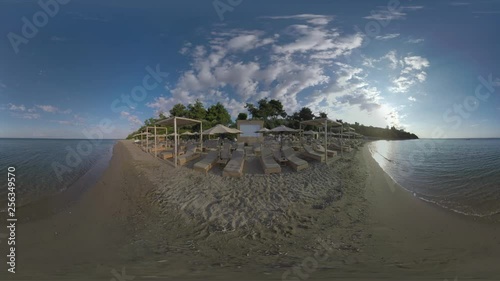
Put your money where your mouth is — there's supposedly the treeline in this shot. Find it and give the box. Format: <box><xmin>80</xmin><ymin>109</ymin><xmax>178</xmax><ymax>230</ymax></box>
<box><xmin>346</xmin><ymin>122</ymin><xmax>419</xmax><ymax>140</ymax></box>
<box><xmin>126</xmin><ymin>98</ymin><xmax>418</xmax><ymax>140</ymax></box>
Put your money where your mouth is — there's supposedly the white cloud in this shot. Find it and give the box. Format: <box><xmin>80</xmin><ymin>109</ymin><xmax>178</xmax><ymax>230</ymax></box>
<box><xmin>9</xmin><ymin>103</ymin><xmax>26</xmax><ymax>112</ymax></box>
<box><xmin>35</xmin><ymin>104</ymin><xmax>71</xmax><ymax>114</ymax></box>
<box><xmin>120</xmin><ymin>111</ymin><xmax>142</xmax><ymax>126</ymax></box>
<box><xmin>375</xmin><ymin>33</ymin><xmax>400</xmax><ymax>40</ymax></box>
<box><xmin>150</xmin><ymin>17</ymin><xmax>418</xmax><ymax>130</ymax></box>
<box><xmin>165</xmin><ymin>20</ymin><xmax>365</xmax><ymax>115</ymax></box>
<box><xmin>263</xmin><ymin>14</ymin><xmax>334</xmax><ymax>25</ymax></box>
<box><xmin>493</xmin><ymin>78</ymin><xmax>500</xmax><ymax>87</ymax></box>
<box><xmin>364</xmin><ymin>10</ymin><xmax>406</xmax><ymax>21</ymax></box>
<box><xmin>364</xmin><ymin>5</ymin><xmax>423</xmax><ymax>21</ymax></box>
<box><xmin>390</xmin><ymin>55</ymin><xmax>430</xmax><ymax>93</ymax></box>
<box><xmin>10</xmin><ymin>112</ymin><xmax>40</xmax><ymax>120</ymax></box>
<box><xmin>383</xmin><ymin>50</ymin><xmax>399</xmax><ymax>69</ymax></box>
<box><xmin>408</xmin><ymin>96</ymin><xmax>417</xmax><ymax>102</ymax></box>
<box><xmin>404</xmin><ymin>56</ymin><xmax>430</xmax><ymax>70</ymax></box>
<box><xmin>407</xmin><ymin>38</ymin><xmax>424</xmax><ymax>44</ymax></box>
<box><xmin>51</xmin><ymin>120</ymin><xmax>72</xmax><ymax>125</ymax></box>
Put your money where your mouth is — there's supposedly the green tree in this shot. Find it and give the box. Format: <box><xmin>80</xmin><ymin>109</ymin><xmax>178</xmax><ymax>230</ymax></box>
<box><xmin>298</xmin><ymin>107</ymin><xmax>315</xmax><ymax>121</ymax></box>
<box><xmin>237</xmin><ymin>112</ymin><xmax>247</xmax><ymax>120</ymax></box>
<box><xmin>170</xmin><ymin>103</ymin><xmax>187</xmax><ymax>117</ymax></box>
<box><xmin>144</xmin><ymin>117</ymin><xmax>156</xmax><ymax>127</ymax></box>
<box><xmin>317</xmin><ymin>112</ymin><xmax>327</xmax><ymax>118</ymax></box>
<box><xmin>206</xmin><ymin>102</ymin><xmax>231</xmax><ymax>126</ymax></box>
<box><xmin>187</xmin><ymin>100</ymin><xmax>207</xmax><ymax>120</ymax></box>
<box><xmin>245</xmin><ymin>98</ymin><xmax>287</xmax><ymax>127</ymax></box>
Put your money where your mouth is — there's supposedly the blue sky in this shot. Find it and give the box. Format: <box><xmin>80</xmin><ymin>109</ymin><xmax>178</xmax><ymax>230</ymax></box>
<box><xmin>1</xmin><ymin>0</ymin><xmax>500</xmax><ymax>139</ymax></box>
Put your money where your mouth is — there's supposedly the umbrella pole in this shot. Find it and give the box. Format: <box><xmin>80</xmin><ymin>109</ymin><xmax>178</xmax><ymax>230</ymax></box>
<box><xmin>174</xmin><ymin>118</ymin><xmax>178</xmax><ymax>168</ymax></box>
<box><xmin>324</xmin><ymin>119</ymin><xmax>327</xmax><ymax>162</ymax></box>
<box><xmin>154</xmin><ymin>126</ymin><xmax>157</xmax><ymax>158</ymax></box>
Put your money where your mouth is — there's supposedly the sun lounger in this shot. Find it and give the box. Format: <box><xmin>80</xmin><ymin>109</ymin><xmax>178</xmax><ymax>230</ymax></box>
<box><xmin>302</xmin><ymin>144</ymin><xmax>325</xmax><ymax>162</ymax></box>
<box><xmin>260</xmin><ymin>147</ymin><xmax>281</xmax><ymax>174</ymax></box>
<box><xmin>193</xmin><ymin>150</ymin><xmax>219</xmax><ymax>174</ymax></box>
<box><xmin>273</xmin><ymin>149</ymin><xmax>288</xmax><ymax>165</ymax></box>
<box><xmin>217</xmin><ymin>143</ymin><xmax>232</xmax><ymax>165</ymax></box>
<box><xmin>313</xmin><ymin>144</ymin><xmax>337</xmax><ymax>157</ymax></box>
<box><xmin>237</xmin><ymin>142</ymin><xmax>245</xmax><ymax>150</ymax></box>
<box><xmin>252</xmin><ymin>143</ymin><xmax>262</xmax><ymax>156</ymax></box>
<box><xmin>177</xmin><ymin>144</ymin><xmax>200</xmax><ymax>166</ymax></box>
<box><xmin>223</xmin><ymin>149</ymin><xmax>245</xmax><ymax>177</ymax></box>
<box><xmin>328</xmin><ymin>142</ymin><xmax>352</xmax><ymax>152</ymax></box>
<box><xmin>282</xmin><ymin>146</ymin><xmax>309</xmax><ymax>171</ymax></box>
<box><xmin>160</xmin><ymin>149</ymin><xmax>174</xmax><ymax>159</ymax></box>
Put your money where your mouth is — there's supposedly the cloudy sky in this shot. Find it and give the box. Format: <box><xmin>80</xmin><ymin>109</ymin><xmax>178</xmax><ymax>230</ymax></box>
<box><xmin>1</xmin><ymin>0</ymin><xmax>500</xmax><ymax>138</ymax></box>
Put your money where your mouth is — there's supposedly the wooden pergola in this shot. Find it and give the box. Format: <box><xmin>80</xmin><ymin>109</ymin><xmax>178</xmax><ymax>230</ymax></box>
<box><xmin>300</xmin><ymin>118</ymin><xmax>342</xmax><ymax>160</ymax></box>
<box><xmin>156</xmin><ymin>116</ymin><xmax>203</xmax><ymax>168</ymax></box>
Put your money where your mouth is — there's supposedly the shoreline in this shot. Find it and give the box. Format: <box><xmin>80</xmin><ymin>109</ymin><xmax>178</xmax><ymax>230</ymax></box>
<box><xmin>3</xmin><ymin>140</ymin><xmax>500</xmax><ymax>280</ymax></box>
<box><xmin>360</xmin><ymin>144</ymin><xmax>500</xmax><ymax>279</ymax></box>
<box><xmin>366</xmin><ymin>140</ymin><xmax>500</xmax><ymax>222</ymax></box>
<box><xmin>3</xmin><ymin>143</ymin><xmax>115</xmax><ymax>222</ymax></box>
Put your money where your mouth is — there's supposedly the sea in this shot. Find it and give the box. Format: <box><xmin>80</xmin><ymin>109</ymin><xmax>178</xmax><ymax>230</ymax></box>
<box><xmin>369</xmin><ymin>139</ymin><xmax>500</xmax><ymax>218</ymax></box>
<box><xmin>0</xmin><ymin>138</ymin><xmax>116</xmax><ymax>210</ymax></box>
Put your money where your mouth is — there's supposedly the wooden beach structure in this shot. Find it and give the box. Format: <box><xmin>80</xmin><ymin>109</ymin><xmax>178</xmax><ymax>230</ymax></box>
<box><xmin>300</xmin><ymin>118</ymin><xmax>343</xmax><ymax>160</ymax></box>
<box><xmin>156</xmin><ymin>116</ymin><xmax>203</xmax><ymax>168</ymax></box>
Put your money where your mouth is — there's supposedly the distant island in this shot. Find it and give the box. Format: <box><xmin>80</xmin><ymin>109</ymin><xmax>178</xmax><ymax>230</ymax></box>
<box><xmin>126</xmin><ymin>98</ymin><xmax>419</xmax><ymax>141</ymax></box>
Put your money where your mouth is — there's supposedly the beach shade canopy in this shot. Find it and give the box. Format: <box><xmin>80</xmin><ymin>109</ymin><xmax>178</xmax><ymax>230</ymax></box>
<box><xmin>300</xmin><ymin>118</ymin><xmax>343</xmax><ymax>161</ymax></box>
<box><xmin>270</xmin><ymin>125</ymin><xmax>298</xmax><ymax>148</ymax></box>
<box><xmin>203</xmin><ymin>124</ymin><xmax>242</xmax><ymax>135</ymax></box>
<box><xmin>156</xmin><ymin>116</ymin><xmax>203</xmax><ymax>168</ymax></box>
<box><xmin>270</xmin><ymin>125</ymin><xmax>297</xmax><ymax>133</ymax></box>
<box><xmin>300</xmin><ymin>118</ymin><xmax>342</xmax><ymax>127</ymax></box>
<box><xmin>303</xmin><ymin>130</ymin><xmax>318</xmax><ymax>135</ymax></box>
<box><xmin>255</xmin><ymin>127</ymin><xmax>271</xmax><ymax>133</ymax></box>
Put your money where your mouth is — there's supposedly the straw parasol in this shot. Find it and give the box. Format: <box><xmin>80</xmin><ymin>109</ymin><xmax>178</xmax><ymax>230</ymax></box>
<box><xmin>270</xmin><ymin>125</ymin><xmax>298</xmax><ymax>148</ymax></box>
<box><xmin>203</xmin><ymin>124</ymin><xmax>242</xmax><ymax>135</ymax></box>
<box><xmin>255</xmin><ymin>127</ymin><xmax>271</xmax><ymax>133</ymax></box>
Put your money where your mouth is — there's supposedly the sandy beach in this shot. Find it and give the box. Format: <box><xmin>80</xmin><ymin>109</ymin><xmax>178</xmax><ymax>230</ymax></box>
<box><xmin>2</xmin><ymin>140</ymin><xmax>500</xmax><ymax>281</ymax></box>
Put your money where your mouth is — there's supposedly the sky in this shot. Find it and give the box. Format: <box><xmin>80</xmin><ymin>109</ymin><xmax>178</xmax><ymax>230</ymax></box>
<box><xmin>1</xmin><ymin>0</ymin><xmax>500</xmax><ymax>139</ymax></box>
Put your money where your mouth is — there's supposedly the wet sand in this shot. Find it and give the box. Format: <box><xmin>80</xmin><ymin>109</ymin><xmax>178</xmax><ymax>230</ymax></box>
<box><xmin>1</xmin><ymin>140</ymin><xmax>499</xmax><ymax>280</ymax></box>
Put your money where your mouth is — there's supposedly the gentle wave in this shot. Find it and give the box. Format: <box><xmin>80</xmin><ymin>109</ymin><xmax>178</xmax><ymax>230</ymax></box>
<box><xmin>0</xmin><ymin>138</ymin><xmax>116</xmax><ymax>209</ymax></box>
<box><xmin>368</xmin><ymin>139</ymin><xmax>500</xmax><ymax>218</ymax></box>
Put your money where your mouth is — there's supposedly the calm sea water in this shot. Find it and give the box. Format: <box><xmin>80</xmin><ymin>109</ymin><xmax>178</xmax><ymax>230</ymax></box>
<box><xmin>0</xmin><ymin>138</ymin><xmax>116</xmax><ymax>208</ymax></box>
<box><xmin>369</xmin><ymin>139</ymin><xmax>500</xmax><ymax>217</ymax></box>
